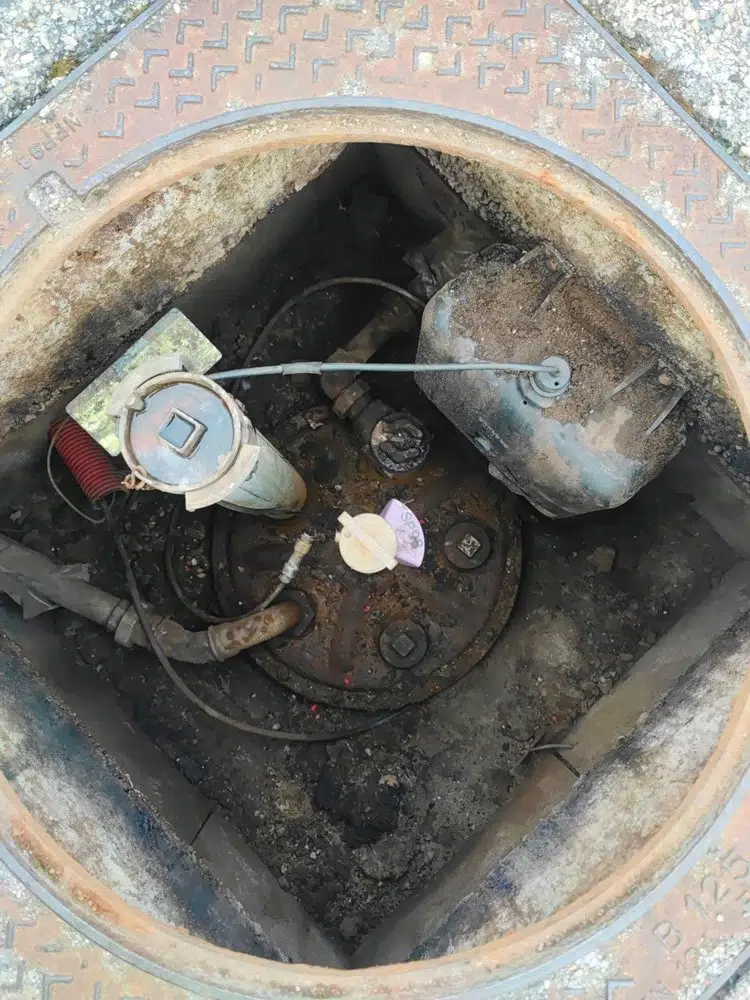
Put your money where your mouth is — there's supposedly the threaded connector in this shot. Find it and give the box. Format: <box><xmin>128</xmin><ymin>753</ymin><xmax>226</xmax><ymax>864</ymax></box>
<box><xmin>279</xmin><ymin>532</ymin><xmax>313</xmax><ymax>585</ymax></box>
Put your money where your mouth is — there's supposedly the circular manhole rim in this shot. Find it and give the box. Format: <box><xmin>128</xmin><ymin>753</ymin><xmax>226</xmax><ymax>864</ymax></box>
<box><xmin>2</xmin><ymin>107</ymin><xmax>749</xmax><ymax>997</ymax></box>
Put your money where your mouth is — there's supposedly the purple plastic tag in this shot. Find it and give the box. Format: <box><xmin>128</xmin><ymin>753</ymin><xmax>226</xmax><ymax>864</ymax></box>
<box><xmin>380</xmin><ymin>499</ymin><xmax>425</xmax><ymax>568</ymax></box>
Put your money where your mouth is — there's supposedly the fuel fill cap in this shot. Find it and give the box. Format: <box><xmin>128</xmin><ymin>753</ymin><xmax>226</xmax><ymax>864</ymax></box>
<box><xmin>119</xmin><ymin>371</ymin><xmax>247</xmax><ymax>495</ymax></box>
<box><xmin>337</xmin><ymin>512</ymin><xmax>398</xmax><ymax>575</ymax></box>
<box><xmin>111</xmin><ymin>360</ymin><xmax>306</xmax><ymax>515</ymax></box>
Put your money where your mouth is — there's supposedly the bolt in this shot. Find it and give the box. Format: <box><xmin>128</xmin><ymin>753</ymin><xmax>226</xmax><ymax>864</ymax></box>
<box><xmin>392</xmin><ymin>633</ymin><xmax>416</xmax><ymax>658</ymax></box>
<box><xmin>370</xmin><ymin>411</ymin><xmax>430</xmax><ymax>475</ymax></box>
<box><xmin>444</xmin><ymin>521</ymin><xmax>492</xmax><ymax>570</ymax></box>
<box><xmin>378</xmin><ymin>620</ymin><xmax>428</xmax><ymax>669</ymax></box>
<box><xmin>457</xmin><ymin>533</ymin><xmax>482</xmax><ymax>559</ymax></box>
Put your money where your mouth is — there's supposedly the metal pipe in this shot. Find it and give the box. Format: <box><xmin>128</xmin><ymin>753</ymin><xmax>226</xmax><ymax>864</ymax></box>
<box><xmin>212</xmin><ymin>360</ymin><xmax>560</xmax><ymax>381</ymax></box>
<box><xmin>0</xmin><ymin>534</ymin><xmax>300</xmax><ymax>663</ymax></box>
<box><xmin>128</xmin><ymin>603</ymin><xmax>301</xmax><ymax>663</ymax></box>
<box><xmin>0</xmin><ymin>534</ymin><xmax>122</xmax><ymax>626</ymax></box>
<box><xmin>206</xmin><ymin>603</ymin><xmax>301</xmax><ymax>661</ymax></box>
<box><xmin>320</xmin><ymin>297</ymin><xmax>419</xmax><ymax>402</ymax></box>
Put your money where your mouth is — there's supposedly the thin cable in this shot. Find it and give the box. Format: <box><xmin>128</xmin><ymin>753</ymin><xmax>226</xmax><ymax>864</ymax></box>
<box><xmin>230</xmin><ymin>276</ymin><xmax>426</xmax><ymax>391</ymax></box>
<box><xmin>527</xmin><ymin>743</ymin><xmax>573</xmax><ymax>753</ymax></box>
<box><xmin>166</xmin><ymin>504</ymin><xmax>306</xmax><ymax>622</ymax></box>
<box><xmin>254</xmin><ymin>580</ymin><xmax>285</xmax><ymax>612</ymax></box>
<box><xmin>113</xmin><ymin>524</ymin><xmax>397</xmax><ymax>742</ymax></box>
<box><xmin>46</xmin><ymin>435</ymin><xmax>107</xmax><ymax>525</ymax></box>
<box><xmin>165</xmin><ymin>502</ymin><xmax>233</xmax><ymax>625</ymax></box>
<box><xmin>256</xmin><ymin>277</ymin><xmax>424</xmax><ymax>342</ymax></box>
<box><xmin>213</xmin><ymin>360</ymin><xmax>559</xmax><ymax>382</ymax></box>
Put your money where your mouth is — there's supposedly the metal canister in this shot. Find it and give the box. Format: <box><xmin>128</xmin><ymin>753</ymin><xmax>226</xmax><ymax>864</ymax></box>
<box><xmin>113</xmin><ymin>364</ymin><xmax>306</xmax><ymax>515</ymax></box>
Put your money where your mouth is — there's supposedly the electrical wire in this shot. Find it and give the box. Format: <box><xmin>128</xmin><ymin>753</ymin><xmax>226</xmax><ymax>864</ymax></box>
<box><xmin>227</xmin><ymin>275</ymin><xmax>559</xmax><ymax>392</ymax></box>
<box><xmin>47</xmin><ymin>268</ymin><xmax>556</xmax><ymax>741</ymax></box>
<box><xmin>114</xmin><ymin>523</ymin><xmax>397</xmax><ymax>742</ymax></box>
<box><xmin>38</xmin><ymin>480</ymin><xmax>393</xmax><ymax>741</ymax></box>
<box><xmin>255</xmin><ymin>277</ymin><xmax>424</xmax><ymax>341</ymax></box>
<box><xmin>165</xmin><ymin>502</ymin><xmax>304</xmax><ymax>624</ymax></box>
<box><xmin>527</xmin><ymin>744</ymin><xmax>573</xmax><ymax>753</ymax></box>
<box><xmin>54</xmin><ymin>489</ymin><xmax>565</xmax><ymax>746</ymax></box>
<box><xmin>37</xmin><ymin>462</ymin><xmax>576</xmax><ymax>744</ymax></box>
<box><xmin>46</xmin><ymin>434</ymin><xmax>107</xmax><ymax>525</ymax></box>
<box><xmin>254</xmin><ymin>580</ymin><xmax>285</xmax><ymax>612</ymax></box>
<box><xmin>165</xmin><ymin>502</ymin><xmax>233</xmax><ymax>625</ymax></box>
<box><xmin>228</xmin><ymin>276</ymin><xmax>426</xmax><ymax>392</ymax></box>
<box><xmin>213</xmin><ymin>359</ymin><xmax>559</xmax><ymax>382</ymax></box>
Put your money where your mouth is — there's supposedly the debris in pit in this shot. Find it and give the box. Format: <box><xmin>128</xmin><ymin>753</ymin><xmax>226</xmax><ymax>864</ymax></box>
<box><xmin>588</xmin><ymin>546</ymin><xmax>617</xmax><ymax>573</ymax></box>
<box><xmin>354</xmin><ymin>833</ymin><xmax>417</xmax><ymax>881</ymax></box>
<box><xmin>315</xmin><ymin>746</ymin><xmax>403</xmax><ymax>847</ymax></box>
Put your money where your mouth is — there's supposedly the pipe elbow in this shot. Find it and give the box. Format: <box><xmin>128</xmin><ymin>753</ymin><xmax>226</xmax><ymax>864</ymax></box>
<box><xmin>207</xmin><ymin>601</ymin><xmax>301</xmax><ymax>661</ymax></box>
<box><xmin>207</xmin><ymin>602</ymin><xmax>302</xmax><ymax>661</ymax></box>
<box><xmin>136</xmin><ymin>602</ymin><xmax>301</xmax><ymax>664</ymax></box>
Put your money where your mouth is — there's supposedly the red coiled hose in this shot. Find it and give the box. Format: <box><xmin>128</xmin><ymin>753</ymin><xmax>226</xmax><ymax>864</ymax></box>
<box><xmin>49</xmin><ymin>418</ymin><xmax>123</xmax><ymax>501</ymax></box>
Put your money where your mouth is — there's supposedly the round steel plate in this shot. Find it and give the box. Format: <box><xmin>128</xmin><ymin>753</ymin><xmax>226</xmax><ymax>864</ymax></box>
<box><xmin>213</xmin><ymin>411</ymin><xmax>522</xmax><ymax>710</ymax></box>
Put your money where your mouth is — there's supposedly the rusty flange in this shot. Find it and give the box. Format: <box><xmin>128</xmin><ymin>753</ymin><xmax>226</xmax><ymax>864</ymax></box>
<box><xmin>0</xmin><ymin>0</ymin><xmax>748</xmax><ymax>996</ymax></box>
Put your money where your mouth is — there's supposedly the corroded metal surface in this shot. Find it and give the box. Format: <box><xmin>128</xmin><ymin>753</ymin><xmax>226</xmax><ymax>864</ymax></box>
<box><xmin>532</xmin><ymin>787</ymin><xmax>750</xmax><ymax>1000</ymax></box>
<box><xmin>215</xmin><ymin>414</ymin><xmax>521</xmax><ymax>709</ymax></box>
<box><xmin>207</xmin><ymin>599</ymin><xmax>301</xmax><ymax>657</ymax></box>
<box><xmin>0</xmin><ymin>0</ymin><xmax>748</xmax><ymax>995</ymax></box>
<box><xmin>0</xmin><ymin>850</ymin><xmax>194</xmax><ymax>1000</ymax></box>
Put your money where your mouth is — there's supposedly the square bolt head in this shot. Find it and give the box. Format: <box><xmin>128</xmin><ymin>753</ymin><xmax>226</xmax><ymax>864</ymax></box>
<box><xmin>391</xmin><ymin>633</ymin><xmax>417</xmax><ymax>658</ymax></box>
<box><xmin>458</xmin><ymin>533</ymin><xmax>482</xmax><ymax>559</ymax></box>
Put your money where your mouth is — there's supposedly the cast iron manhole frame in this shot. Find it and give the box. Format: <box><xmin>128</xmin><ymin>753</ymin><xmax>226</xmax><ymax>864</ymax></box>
<box><xmin>0</xmin><ymin>0</ymin><xmax>748</xmax><ymax>997</ymax></box>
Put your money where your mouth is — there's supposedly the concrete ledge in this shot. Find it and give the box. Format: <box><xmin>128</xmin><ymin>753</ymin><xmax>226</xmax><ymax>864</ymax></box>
<box><xmin>193</xmin><ymin>812</ymin><xmax>345</xmax><ymax>967</ymax></box>
<box><xmin>0</xmin><ymin>605</ymin><xmax>342</xmax><ymax>965</ymax></box>
<box><xmin>357</xmin><ymin>561</ymin><xmax>750</xmax><ymax>965</ymax></box>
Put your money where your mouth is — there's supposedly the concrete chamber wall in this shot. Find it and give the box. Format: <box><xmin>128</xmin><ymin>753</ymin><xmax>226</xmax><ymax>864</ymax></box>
<box><xmin>0</xmin><ymin>144</ymin><xmax>341</xmax><ymax>442</ymax></box>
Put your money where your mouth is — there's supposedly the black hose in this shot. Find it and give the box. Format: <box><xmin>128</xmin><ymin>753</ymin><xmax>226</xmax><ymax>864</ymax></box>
<box><xmin>251</xmin><ymin>277</ymin><xmax>423</xmax><ymax>347</ymax></box>
<box><xmin>165</xmin><ymin>502</ymin><xmax>232</xmax><ymax>625</ymax></box>
<box><xmin>113</xmin><ymin>522</ymin><xmax>398</xmax><ymax>742</ymax></box>
<box><xmin>165</xmin><ymin>502</ymin><xmax>301</xmax><ymax>624</ymax></box>
<box><xmin>229</xmin><ymin>276</ymin><xmax>425</xmax><ymax>392</ymax></box>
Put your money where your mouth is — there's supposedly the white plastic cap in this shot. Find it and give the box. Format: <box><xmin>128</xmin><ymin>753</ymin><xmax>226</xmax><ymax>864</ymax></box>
<box><xmin>336</xmin><ymin>512</ymin><xmax>398</xmax><ymax>575</ymax></box>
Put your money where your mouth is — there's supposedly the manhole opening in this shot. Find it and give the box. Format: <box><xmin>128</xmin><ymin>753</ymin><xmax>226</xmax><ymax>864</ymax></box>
<box><xmin>0</xmin><ymin>142</ymin><xmax>746</xmax><ymax>967</ymax></box>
